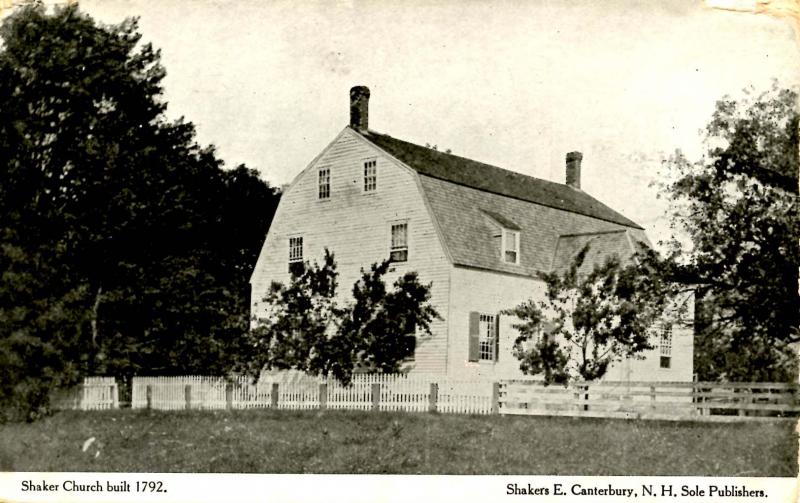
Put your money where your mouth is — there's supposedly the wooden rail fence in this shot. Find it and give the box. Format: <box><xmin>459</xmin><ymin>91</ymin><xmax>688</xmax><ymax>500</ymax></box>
<box><xmin>498</xmin><ymin>380</ymin><xmax>800</xmax><ymax>420</ymax></box>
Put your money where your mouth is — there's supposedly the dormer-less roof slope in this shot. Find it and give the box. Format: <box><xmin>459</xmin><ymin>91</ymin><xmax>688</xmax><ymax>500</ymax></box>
<box><xmin>359</xmin><ymin>129</ymin><xmax>642</xmax><ymax>229</ymax></box>
<box><xmin>552</xmin><ymin>230</ymin><xmax>646</xmax><ymax>276</ymax></box>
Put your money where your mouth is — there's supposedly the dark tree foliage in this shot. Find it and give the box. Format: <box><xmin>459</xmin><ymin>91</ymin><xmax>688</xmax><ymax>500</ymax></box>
<box><xmin>658</xmin><ymin>84</ymin><xmax>799</xmax><ymax>382</ymax></box>
<box><xmin>244</xmin><ymin>254</ymin><xmax>440</xmax><ymax>385</ymax></box>
<box><xmin>504</xmin><ymin>245</ymin><xmax>676</xmax><ymax>385</ymax></box>
<box><xmin>244</xmin><ymin>250</ymin><xmax>344</xmax><ymax>380</ymax></box>
<box><xmin>0</xmin><ymin>233</ymin><xmax>93</xmax><ymax>421</ymax></box>
<box><xmin>341</xmin><ymin>260</ymin><xmax>440</xmax><ymax>376</ymax></box>
<box><xmin>0</xmin><ymin>5</ymin><xmax>279</xmax><ymax>419</ymax></box>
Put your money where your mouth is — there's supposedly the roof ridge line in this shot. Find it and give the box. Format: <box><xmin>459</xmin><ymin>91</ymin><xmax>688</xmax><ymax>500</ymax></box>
<box><xmin>420</xmin><ymin>173</ymin><xmax>644</xmax><ymax>230</ymax></box>
<box><xmin>359</xmin><ymin>127</ymin><xmax>562</xmax><ymax>187</ymax></box>
<box><xmin>355</xmin><ymin>126</ymin><xmax>644</xmax><ymax>230</ymax></box>
<box><xmin>558</xmin><ymin>229</ymin><xmax>629</xmax><ymax>238</ymax></box>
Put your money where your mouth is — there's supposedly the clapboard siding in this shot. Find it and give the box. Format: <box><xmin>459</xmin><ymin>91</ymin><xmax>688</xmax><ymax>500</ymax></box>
<box><xmin>251</xmin><ymin>128</ymin><xmax>451</xmax><ymax>373</ymax></box>
<box><xmin>447</xmin><ymin>266</ymin><xmax>545</xmax><ymax>379</ymax></box>
<box><xmin>603</xmin><ymin>325</ymin><xmax>694</xmax><ymax>382</ymax></box>
<box><xmin>448</xmin><ymin>266</ymin><xmax>694</xmax><ymax>382</ymax></box>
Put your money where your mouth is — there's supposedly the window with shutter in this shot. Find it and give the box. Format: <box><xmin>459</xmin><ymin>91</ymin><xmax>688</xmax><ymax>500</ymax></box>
<box><xmin>468</xmin><ymin>312</ymin><xmax>480</xmax><ymax>362</ymax></box>
<box><xmin>495</xmin><ymin>313</ymin><xmax>501</xmax><ymax>362</ymax></box>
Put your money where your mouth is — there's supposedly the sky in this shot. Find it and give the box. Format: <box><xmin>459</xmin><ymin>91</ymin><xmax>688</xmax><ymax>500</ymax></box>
<box><xmin>11</xmin><ymin>0</ymin><xmax>800</xmax><ymax>247</ymax></box>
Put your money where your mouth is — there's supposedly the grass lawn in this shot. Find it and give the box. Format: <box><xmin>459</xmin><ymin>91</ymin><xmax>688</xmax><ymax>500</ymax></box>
<box><xmin>0</xmin><ymin>409</ymin><xmax>795</xmax><ymax>475</ymax></box>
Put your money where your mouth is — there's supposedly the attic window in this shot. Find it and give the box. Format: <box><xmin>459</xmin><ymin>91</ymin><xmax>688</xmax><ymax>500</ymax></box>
<box><xmin>501</xmin><ymin>229</ymin><xmax>520</xmax><ymax>264</ymax></box>
<box><xmin>364</xmin><ymin>159</ymin><xmax>377</xmax><ymax>192</ymax></box>
<box><xmin>318</xmin><ymin>167</ymin><xmax>330</xmax><ymax>200</ymax></box>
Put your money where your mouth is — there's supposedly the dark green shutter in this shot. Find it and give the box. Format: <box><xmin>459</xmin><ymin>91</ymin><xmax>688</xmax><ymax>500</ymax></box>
<box><xmin>468</xmin><ymin>312</ymin><xmax>480</xmax><ymax>362</ymax></box>
<box><xmin>494</xmin><ymin>314</ymin><xmax>501</xmax><ymax>362</ymax></box>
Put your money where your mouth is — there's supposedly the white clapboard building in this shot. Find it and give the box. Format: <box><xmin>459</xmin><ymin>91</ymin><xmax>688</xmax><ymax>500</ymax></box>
<box><xmin>250</xmin><ymin>86</ymin><xmax>693</xmax><ymax>382</ymax></box>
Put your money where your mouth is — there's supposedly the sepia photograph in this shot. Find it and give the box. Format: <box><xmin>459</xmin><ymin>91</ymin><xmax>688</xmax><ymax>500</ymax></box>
<box><xmin>0</xmin><ymin>0</ymin><xmax>798</xmax><ymax>500</ymax></box>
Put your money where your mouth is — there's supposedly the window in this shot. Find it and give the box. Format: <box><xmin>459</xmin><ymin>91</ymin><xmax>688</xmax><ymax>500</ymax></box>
<box><xmin>659</xmin><ymin>324</ymin><xmax>672</xmax><ymax>369</ymax></box>
<box><xmin>318</xmin><ymin>167</ymin><xmax>330</xmax><ymax>200</ymax></box>
<box><xmin>502</xmin><ymin>229</ymin><xmax>520</xmax><ymax>264</ymax></box>
<box><xmin>364</xmin><ymin>159</ymin><xmax>377</xmax><ymax>192</ymax></box>
<box><xmin>390</xmin><ymin>222</ymin><xmax>408</xmax><ymax>262</ymax></box>
<box><xmin>478</xmin><ymin>314</ymin><xmax>496</xmax><ymax>361</ymax></box>
<box><xmin>468</xmin><ymin>312</ymin><xmax>500</xmax><ymax>363</ymax></box>
<box><xmin>288</xmin><ymin>236</ymin><xmax>303</xmax><ymax>274</ymax></box>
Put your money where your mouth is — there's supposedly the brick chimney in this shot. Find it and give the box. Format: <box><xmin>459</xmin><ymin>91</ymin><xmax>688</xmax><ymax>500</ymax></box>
<box><xmin>349</xmin><ymin>86</ymin><xmax>370</xmax><ymax>131</ymax></box>
<box><xmin>566</xmin><ymin>151</ymin><xmax>583</xmax><ymax>189</ymax></box>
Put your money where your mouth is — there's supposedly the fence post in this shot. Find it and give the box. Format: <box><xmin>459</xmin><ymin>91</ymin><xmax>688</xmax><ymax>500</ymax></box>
<box><xmin>583</xmin><ymin>384</ymin><xmax>590</xmax><ymax>412</ymax></box>
<box><xmin>736</xmin><ymin>387</ymin><xmax>747</xmax><ymax>417</ymax></box>
<box><xmin>371</xmin><ymin>383</ymin><xmax>380</xmax><ymax>411</ymax></box>
<box><xmin>271</xmin><ymin>382</ymin><xmax>279</xmax><ymax>408</ymax></box>
<box><xmin>492</xmin><ymin>382</ymin><xmax>500</xmax><ymax>414</ymax></box>
<box><xmin>693</xmin><ymin>383</ymin><xmax>702</xmax><ymax>416</ymax></box>
<box><xmin>184</xmin><ymin>384</ymin><xmax>192</xmax><ymax>410</ymax></box>
<box><xmin>111</xmin><ymin>384</ymin><xmax>119</xmax><ymax>409</ymax></box>
<box><xmin>428</xmin><ymin>383</ymin><xmax>438</xmax><ymax>413</ymax></box>
<box><xmin>319</xmin><ymin>383</ymin><xmax>328</xmax><ymax>410</ymax></box>
<box><xmin>225</xmin><ymin>383</ymin><xmax>234</xmax><ymax>410</ymax></box>
<box><xmin>650</xmin><ymin>385</ymin><xmax>656</xmax><ymax>411</ymax></box>
<box><xmin>573</xmin><ymin>384</ymin><xmax>580</xmax><ymax>412</ymax></box>
<box><xmin>146</xmin><ymin>385</ymin><xmax>152</xmax><ymax>410</ymax></box>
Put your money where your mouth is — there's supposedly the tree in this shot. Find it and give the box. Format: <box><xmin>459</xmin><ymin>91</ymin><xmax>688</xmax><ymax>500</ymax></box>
<box><xmin>244</xmin><ymin>254</ymin><xmax>440</xmax><ymax>384</ymax></box>
<box><xmin>658</xmin><ymin>84</ymin><xmax>799</xmax><ymax>381</ymax></box>
<box><xmin>0</xmin><ymin>4</ymin><xmax>280</xmax><ymax>418</ymax></box>
<box><xmin>340</xmin><ymin>260</ymin><xmax>440</xmax><ymax>377</ymax></box>
<box><xmin>0</xmin><ymin>233</ymin><xmax>93</xmax><ymax>421</ymax></box>
<box><xmin>503</xmin><ymin>245</ymin><xmax>675</xmax><ymax>385</ymax></box>
<box><xmin>244</xmin><ymin>250</ymin><xmax>344</xmax><ymax>380</ymax></box>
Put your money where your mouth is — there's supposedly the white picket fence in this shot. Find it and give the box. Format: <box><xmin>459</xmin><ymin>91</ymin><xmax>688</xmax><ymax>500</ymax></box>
<box><xmin>438</xmin><ymin>379</ymin><xmax>494</xmax><ymax>414</ymax></box>
<box><xmin>51</xmin><ymin>377</ymin><xmax>119</xmax><ymax>410</ymax></box>
<box><xmin>130</xmin><ymin>373</ymin><xmax>494</xmax><ymax>414</ymax></box>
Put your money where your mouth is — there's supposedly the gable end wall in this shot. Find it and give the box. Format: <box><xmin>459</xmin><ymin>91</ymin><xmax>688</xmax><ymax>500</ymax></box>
<box><xmin>250</xmin><ymin>129</ymin><xmax>451</xmax><ymax>374</ymax></box>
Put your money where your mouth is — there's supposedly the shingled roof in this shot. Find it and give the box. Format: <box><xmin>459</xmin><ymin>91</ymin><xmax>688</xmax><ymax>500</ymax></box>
<box><xmin>351</xmin><ymin>127</ymin><xmax>648</xmax><ymax>276</ymax></box>
<box><xmin>551</xmin><ymin>230</ymin><xmax>642</xmax><ymax>276</ymax></box>
<box><xmin>358</xmin><ymin>128</ymin><xmax>642</xmax><ymax>229</ymax></box>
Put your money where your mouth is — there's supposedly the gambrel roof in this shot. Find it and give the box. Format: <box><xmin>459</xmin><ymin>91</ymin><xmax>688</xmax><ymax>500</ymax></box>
<box><xmin>552</xmin><ymin>230</ymin><xmax>644</xmax><ymax>275</ymax></box>
<box><xmin>354</xmin><ymin>127</ymin><xmax>649</xmax><ymax>277</ymax></box>
<box><xmin>359</xmin><ymin>129</ymin><xmax>641</xmax><ymax>228</ymax></box>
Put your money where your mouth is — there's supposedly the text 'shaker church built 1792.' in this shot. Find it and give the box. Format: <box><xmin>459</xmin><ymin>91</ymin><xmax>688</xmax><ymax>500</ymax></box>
<box><xmin>250</xmin><ymin>86</ymin><xmax>693</xmax><ymax>382</ymax></box>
